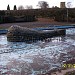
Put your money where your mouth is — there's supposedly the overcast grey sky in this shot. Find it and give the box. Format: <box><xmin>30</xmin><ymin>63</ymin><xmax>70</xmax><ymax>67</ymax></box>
<box><xmin>0</xmin><ymin>0</ymin><xmax>74</xmax><ymax>10</ymax></box>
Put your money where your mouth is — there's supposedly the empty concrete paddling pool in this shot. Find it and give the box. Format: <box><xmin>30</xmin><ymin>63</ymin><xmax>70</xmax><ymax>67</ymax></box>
<box><xmin>7</xmin><ymin>25</ymin><xmax>66</xmax><ymax>42</ymax></box>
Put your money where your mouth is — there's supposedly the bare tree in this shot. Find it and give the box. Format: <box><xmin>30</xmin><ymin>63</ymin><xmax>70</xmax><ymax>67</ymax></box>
<box><xmin>18</xmin><ymin>5</ymin><xmax>24</xmax><ymax>10</ymax></box>
<box><xmin>67</xmin><ymin>2</ymin><xmax>72</xmax><ymax>8</ymax></box>
<box><xmin>25</xmin><ymin>5</ymin><xmax>33</xmax><ymax>9</ymax></box>
<box><xmin>37</xmin><ymin>1</ymin><xmax>49</xmax><ymax>9</ymax></box>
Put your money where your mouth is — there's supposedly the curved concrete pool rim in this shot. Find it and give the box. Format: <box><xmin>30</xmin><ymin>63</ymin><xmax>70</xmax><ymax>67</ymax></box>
<box><xmin>7</xmin><ymin>25</ymin><xmax>66</xmax><ymax>42</ymax></box>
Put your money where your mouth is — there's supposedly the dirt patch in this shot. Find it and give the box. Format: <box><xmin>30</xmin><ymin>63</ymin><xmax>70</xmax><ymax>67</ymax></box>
<box><xmin>37</xmin><ymin>18</ymin><xmax>55</xmax><ymax>22</ymax></box>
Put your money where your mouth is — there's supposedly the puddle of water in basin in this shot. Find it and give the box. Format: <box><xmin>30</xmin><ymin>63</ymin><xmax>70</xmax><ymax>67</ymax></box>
<box><xmin>0</xmin><ymin>28</ymin><xmax>75</xmax><ymax>75</ymax></box>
